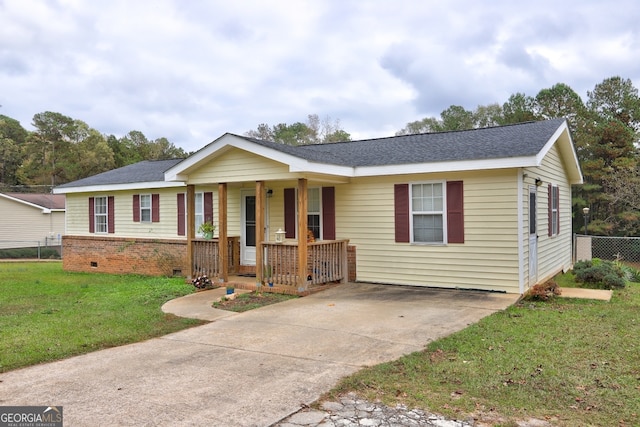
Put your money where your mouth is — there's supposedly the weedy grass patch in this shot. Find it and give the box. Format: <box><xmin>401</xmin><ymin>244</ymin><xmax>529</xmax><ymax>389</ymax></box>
<box><xmin>0</xmin><ymin>262</ymin><xmax>203</xmax><ymax>372</ymax></box>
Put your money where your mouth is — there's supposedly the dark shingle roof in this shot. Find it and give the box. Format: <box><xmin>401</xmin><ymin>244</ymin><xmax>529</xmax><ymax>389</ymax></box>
<box><xmin>55</xmin><ymin>159</ymin><xmax>184</xmax><ymax>189</ymax></box>
<box><xmin>241</xmin><ymin>118</ymin><xmax>566</xmax><ymax>167</ymax></box>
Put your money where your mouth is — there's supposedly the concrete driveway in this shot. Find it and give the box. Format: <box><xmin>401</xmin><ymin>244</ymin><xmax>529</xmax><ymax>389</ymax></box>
<box><xmin>0</xmin><ymin>283</ymin><xmax>517</xmax><ymax>426</ymax></box>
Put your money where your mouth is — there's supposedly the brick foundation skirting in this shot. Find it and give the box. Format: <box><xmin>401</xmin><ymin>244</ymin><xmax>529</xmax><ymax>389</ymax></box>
<box><xmin>62</xmin><ymin>236</ymin><xmax>356</xmax><ymax>281</ymax></box>
<box><xmin>62</xmin><ymin>236</ymin><xmax>187</xmax><ymax>276</ymax></box>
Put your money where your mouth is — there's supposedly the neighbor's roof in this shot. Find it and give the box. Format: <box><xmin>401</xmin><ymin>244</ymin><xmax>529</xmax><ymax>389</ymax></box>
<box><xmin>53</xmin><ymin>159</ymin><xmax>185</xmax><ymax>193</ymax></box>
<box><xmin>0</xmin><ymin>192</ymin><xmax>65</xmax><ymax>211</ymax></box>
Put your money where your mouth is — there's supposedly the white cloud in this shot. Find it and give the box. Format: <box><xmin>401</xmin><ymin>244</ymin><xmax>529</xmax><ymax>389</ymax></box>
<box><xmin>1</xmin><ymin>0</ymin><xmax>639</xmax><ymax>151</ymax></box>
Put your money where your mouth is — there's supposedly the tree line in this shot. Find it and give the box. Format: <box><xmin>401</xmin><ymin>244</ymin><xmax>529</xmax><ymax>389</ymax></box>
<box><xmin>2</xmin><ymin>76</ymin><xmax>638</xmax><ymax>236</ymax></box>
<box><xmin>0</xmin><ymin>111</ymin><xmax>188</xmax><ymax>190</ymax></box>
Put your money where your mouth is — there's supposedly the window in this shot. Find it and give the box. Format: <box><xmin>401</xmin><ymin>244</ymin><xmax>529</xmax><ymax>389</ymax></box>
<box><xmin>140</xmin><ymin>194</ymin><xmax>151</xmax><ymax>222</ymax></box>
<box><xmin>194</xmin><ymin>192</ymin><xmax>204</xmax><ymax>236</ymax></box>
<box><xmin>411</xmin><ymin>182</ymin><xmax>445</xmax><ymax>243</ymax></box>
<box><xmin>550</xmin><ymin>185</ymin><xmax>559</xmax><ymax>236</ymax></box>
<box><xmin>307</xmin><ymin>187</ymin><xmax>321</xmax><ymax>240</ymax></box>
<box><xmin>95</xmin><ymin>196</ymin><xmax>108</xmax><ymax>233</ymax></box>
<box><xmin>283</xmin><ymin>186</ymin><xmax>336</xmax><ymax>240</ymax></box>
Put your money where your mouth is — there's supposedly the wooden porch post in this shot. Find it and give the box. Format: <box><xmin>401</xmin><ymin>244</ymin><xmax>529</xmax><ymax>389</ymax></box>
<box><xmin>297</xmin><ymin>178</ymin><xmax>308</xmax><ymax>288</ymax></box>
<box><xmin>256</xmin><ymin>181</ymin><xmax>265</xmax><ymax>284</ymax></box>
<box><xmin>218</xmin><ymin>183</ymin><xmax>228</xmax><ymax>283</ymax></box>
<box><xmin>186</xmin><ymin>184</ymin><xmax>195</xmax><ymax>279</ymax></box>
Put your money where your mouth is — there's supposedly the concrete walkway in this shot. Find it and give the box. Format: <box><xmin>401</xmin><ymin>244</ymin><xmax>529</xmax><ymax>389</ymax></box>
<box><xmin>0</xmin><ymin>283</ymin><xmax>518</xmax><ymax>426</ymax></box>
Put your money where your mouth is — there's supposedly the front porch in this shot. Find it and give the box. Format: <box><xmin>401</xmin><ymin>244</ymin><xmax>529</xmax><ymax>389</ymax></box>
<box><xmin>191</xmin><ymin>237</ymin><xmax>351</xmax><ymax>295</ymax></box>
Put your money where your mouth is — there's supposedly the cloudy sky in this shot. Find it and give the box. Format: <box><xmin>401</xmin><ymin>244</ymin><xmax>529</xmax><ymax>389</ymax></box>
<box><xmin>1</xmin><ymin>0</ymin><xmax>639</xmax><ymax>152</ymax></box>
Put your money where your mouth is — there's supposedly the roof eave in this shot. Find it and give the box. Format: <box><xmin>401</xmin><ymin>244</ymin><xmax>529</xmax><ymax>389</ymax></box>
<box><xmin>534</xmin><ymin>120</ymin><xmax>584</xmax><ymax>185</ymax></box>
<box><xmin>53</xmin><ymin>181</ymin><xmax>186</xmax><ymax>194</ymax></box>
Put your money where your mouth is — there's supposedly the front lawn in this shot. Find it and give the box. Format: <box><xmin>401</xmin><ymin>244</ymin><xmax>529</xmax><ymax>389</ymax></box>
<box><xmin>329</xmin><ymin>277</ymin><xmax>640</xmax><ymax>426</ymax></box>
<box><xmin>0</xmin><ymin>262</ymin><xmax>203</xmax><ymax>373</ymax></box>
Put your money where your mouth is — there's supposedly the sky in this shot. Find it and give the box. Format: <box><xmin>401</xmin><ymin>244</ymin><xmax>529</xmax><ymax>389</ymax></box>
<box><xmin>1</xmin><ymin>0</ymin><xmax>639</xmax><ymax>153</ymax></box>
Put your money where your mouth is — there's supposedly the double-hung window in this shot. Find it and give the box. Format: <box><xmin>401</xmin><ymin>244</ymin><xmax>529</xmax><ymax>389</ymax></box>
<box><xmin>94</xmin><ymin>196</ymin><xmax>108</xmax><ymax>233</ymax></box>
<box><xmin>140</xmin><ymin>194</ymin><xmax>151</xmax><ymax>222</ymax></box>
<box><xmin>411</xmin><ymin>182</ymin><xmax>445</xmax><ymax>243</ymax></box>
<box><xmin>194</xmin><ymin>192</ymin><xmax>204</xmax><ymax>236</ymax></box>
<box><xmin>307</xmin><ymin>187</ymin><xmax>321</xmax><ymax>240</ymax></box>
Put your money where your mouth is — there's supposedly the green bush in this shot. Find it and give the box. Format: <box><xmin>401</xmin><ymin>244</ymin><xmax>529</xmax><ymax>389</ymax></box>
<box><xmin>573</xmin><ymin>258</ymin><xmax>626</xmax><ymax>289</ymax></box>
<box><xmin>0</xmin><ymin>247</ymin><xmax>61</xmax><ymax>259</ymax></box>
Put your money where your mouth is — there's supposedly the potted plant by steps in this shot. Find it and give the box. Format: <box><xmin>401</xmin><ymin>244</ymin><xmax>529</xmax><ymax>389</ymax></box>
<box><xmin>198</xmin><ymin>221</ymin><xmax>216</xmax><ymax>239</ymax></box>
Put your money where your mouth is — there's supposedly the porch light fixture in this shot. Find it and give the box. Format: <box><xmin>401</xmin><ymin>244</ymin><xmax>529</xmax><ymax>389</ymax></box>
<box><xmin>275</xmin><ymin>228</ymin><xmax>286</xmax><ymax>243</ymax></box>
<box><xmin>535</xmin><ymin>178</ymin><xmax>543</xmax><ymax>186</ymax></box>
<box><xmin>266</xmin><ymin>189</ymin><xmax>273</xmax><ymax>198</ymax></box>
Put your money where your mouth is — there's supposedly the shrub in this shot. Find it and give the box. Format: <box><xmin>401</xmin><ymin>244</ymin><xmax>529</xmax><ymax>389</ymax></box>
<box><xmin>524</xmin><ymin>279</ymin><xmax>561</xmax><ymax>301</ymax></box>
<box><xmin>573</xmin><ymin>258</ymin><xmax>626</xmax><ymax>289</ymax></box>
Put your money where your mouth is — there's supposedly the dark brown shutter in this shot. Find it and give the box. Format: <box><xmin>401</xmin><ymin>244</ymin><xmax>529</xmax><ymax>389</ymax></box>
<box><xmin>322</xmin><ymin>187</ymin><xmax>336</xmax><ymax>240</ymax></box>
<box><xmin>108</xmin><ymin>196</ymin><xmax>115</xmax><ymax>234</ymax></box>
<box><xmin>133</xmin><ymin>194</ymin><xmax>140</xmax><ymax>222</ymax></box>
<box><xmin>204</xmin><ymin>192</ymin><xmax>213</xmax><ymax>223</ymax></box>
<box><xmin>284</xmin><ymin>188</ymin><xmax>296</xmax><ymax>238</ymax></box>
<box><xmin>394</xmin><ymin>184</ymin><xmax>410</xmax><ymax>243</ymax></box>
<box><xmin>446</xmin><ymin>181</ymin><xmax>464</xmax><ymax>244</ymax></box>
<box><xmin>548</xmin><ymin>184</ymin><xmax>553</xmax><ymax>237</ymax></box>
<box><xmin>89</xmin><ymin>197</ymin><xmax>95</xmax><ymax>233</ymax></box>
<box><xmin>177</xmin><ymin>193</ymin><xmax>186</xmax><ymax>236</ymax></box>
<box><xmin>152</xmin><ymin>194</ymin><xmax>160</xmax><ymax>222</ymax></box>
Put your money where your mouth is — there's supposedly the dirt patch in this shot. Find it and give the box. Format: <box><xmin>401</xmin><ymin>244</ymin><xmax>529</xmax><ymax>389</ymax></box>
<box><xmin>213</xmin><ymin>292</ymin><xmax>298</xmax><ymax>312</ymax></box>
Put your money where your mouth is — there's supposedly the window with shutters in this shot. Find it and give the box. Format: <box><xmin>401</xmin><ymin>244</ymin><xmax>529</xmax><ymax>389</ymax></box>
<box><xmin>410</xmin><ymin>182</ymin><xmax>445</xmax><ymax>244</ymax></box>
<box><xmin>551</xmin><ymin>185</ymin><xmax>559</xmax><ymax>236</ymax></box>
<box><xmin>95</xmin><ymin>196</ymin><xmax>108</xmax><ymax>234</ymax></box>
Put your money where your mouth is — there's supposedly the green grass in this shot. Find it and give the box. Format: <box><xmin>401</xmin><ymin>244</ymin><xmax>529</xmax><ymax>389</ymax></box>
<box><xmin>0</xmin><ymin>262</ymin><xmax>204</xmax><ymax>373</ymax></box>
<box><xmin>329</xmin><ymin>277</ymin><xmax>640</xmax><ymax>426</ymax></box>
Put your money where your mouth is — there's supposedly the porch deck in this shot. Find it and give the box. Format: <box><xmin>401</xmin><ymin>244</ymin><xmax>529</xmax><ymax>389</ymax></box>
<box><xmin>192</xmin><ymin>238</ymin><xmax>350</xmax><ymax>295</ymax></box>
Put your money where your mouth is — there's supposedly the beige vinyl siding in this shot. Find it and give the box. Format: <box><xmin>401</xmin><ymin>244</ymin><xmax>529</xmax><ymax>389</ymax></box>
<box><xmin>0</xmin><ymin>197</ymin><xmax>65</xmax><ymax>249</ymax></box>
<box><xmin>336</xmin><ymin>170</ymin><xmax>522</xmax><ymax>293</ymax></box>
<box><xmin>526</xmin><ymin>143</ymin><xmax>573</xmax><ymax>285</ymax></box>
<box><xmin>188</xmin><ymin>149</ymin><xmax>293</xmax><ymax>184</ymax></box>
<box><xmin>66</xmin><ymin>189</ymin><xmax>186</xmax><ymax>239</ymax></box>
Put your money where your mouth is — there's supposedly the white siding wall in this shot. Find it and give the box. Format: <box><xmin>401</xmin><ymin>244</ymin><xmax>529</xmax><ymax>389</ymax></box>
<box><xmin>0</xmin><ymin>198</ymin><xmax>65</xmax><ymax>249</ymax></box>
<box><xmin>335</xmin><ymin>170</ymin><xmax>522</xmax><ymax>293</ymax></box>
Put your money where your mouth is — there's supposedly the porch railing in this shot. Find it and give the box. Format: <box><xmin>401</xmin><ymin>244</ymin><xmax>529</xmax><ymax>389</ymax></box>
<box><xmin>263</xmin><ymin>239</ymin><xmax>349</xmax><ymax>288</ymax></box>
<box><xmin>192</xmin><ymin>237</ymin><xmax>240</xmax><ymax>278</ymax></box>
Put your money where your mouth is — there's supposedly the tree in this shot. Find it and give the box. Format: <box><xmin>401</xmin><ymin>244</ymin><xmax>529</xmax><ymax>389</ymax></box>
<box><xmin>246</xmin><ymin>114</ymin><xmax>351</xmax><ymax>145</ymax></box>
<box><xmin>501</xmin><ymin>93</ymin><xmax>538</xmax><ymax>124</ymax></box>
<box><xmin>0</xmin><ymin>115</ymin><xmax>28</xmax><ymax>185</ymax></box>
<box><xmin>534</xmin><ymin>83</ymin><xmax>585</xmax><ymax>131</ymax></box>
<box><xmin>586</xmin><ymin>76</ymin><xmax>640</xmax><ymax>131</ymax></box>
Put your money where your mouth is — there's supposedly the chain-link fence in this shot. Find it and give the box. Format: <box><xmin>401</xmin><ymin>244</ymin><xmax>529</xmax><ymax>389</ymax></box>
<box><xmin>0</xmin><ymin>240</ymin><xmax>62</xmax><ymax>260</ymax></box>
<box><xmin>574</xmin><ymin>234</ymin><xmax>640</xmax><ymax>267</ymax></box>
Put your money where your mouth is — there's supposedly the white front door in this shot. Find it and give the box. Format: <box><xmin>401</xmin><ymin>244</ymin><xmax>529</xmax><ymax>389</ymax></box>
<box><xmin>528</xmin><ymin>185</ymin><xmax>538</xmax><ymax>286</ymax></box>
<box><xmin>241</xmin><ymin>191</ymin><xmax>256</xmax><ymax>266</ymax></box>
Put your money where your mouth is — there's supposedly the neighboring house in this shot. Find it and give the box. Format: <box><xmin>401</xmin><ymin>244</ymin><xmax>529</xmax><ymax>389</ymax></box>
<box><xmin>0</xmin><ymin>192</ymin><xmax>66</xmax><ymax>250</ymax></box>
<box><xmin>54</xmin><ymin>118</ymin><xmax>583</xmax><ymax>294</ymax></box>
